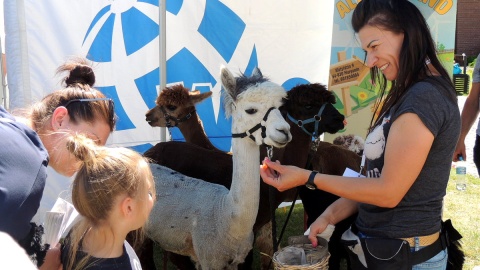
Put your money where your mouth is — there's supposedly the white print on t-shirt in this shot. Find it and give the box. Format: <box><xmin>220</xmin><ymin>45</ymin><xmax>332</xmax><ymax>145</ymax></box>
<box><xmin>364</xmin><ymin>116</ymin><xmax>390</xmax><ymax>160</ymax></box>
<box><xmin>364</xmin><ymin>116</ymin><xmax>390</xmax><ymax>178</ymax></box>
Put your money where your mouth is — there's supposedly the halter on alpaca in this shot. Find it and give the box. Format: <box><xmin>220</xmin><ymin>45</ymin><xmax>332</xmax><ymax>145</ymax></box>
<box><xmin>159</xmin><ymin>105</ymin><xmax>195</xmax><ymax>128</ymax></box>
<box><xmin>287</xmin><ymin>103</ymin><xmax>327</xmax><ymax>138</ymax></box>
<box><xmin>232</xmin><ymin>107</ymin><xmax>275</xmax><ymax>142</ymax></box>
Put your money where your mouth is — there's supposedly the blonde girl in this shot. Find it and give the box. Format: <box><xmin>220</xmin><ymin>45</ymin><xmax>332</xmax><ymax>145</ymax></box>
<box><xmin>61</xmin><ymin>135</ymin><xmax>155</xmax><ymax>270</ymax></box>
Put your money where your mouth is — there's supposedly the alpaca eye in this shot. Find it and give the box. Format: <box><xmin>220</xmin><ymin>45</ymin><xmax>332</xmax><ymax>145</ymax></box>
<box><xmin>166</xmin><ymin>105</ymin><xmax>177</xmax><ymax>111</ymax></box>
<box><xmin>245</xmin><ymin>108</ymin><xmax>257</xmax><ymax>115</ymax></box>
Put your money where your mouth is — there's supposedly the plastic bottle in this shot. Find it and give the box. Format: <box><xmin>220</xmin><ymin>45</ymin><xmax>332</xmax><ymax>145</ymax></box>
<box><xmin>456</xmin><ymin>156</ymin><xmax>467</xmax><ymax>191</ymax></box>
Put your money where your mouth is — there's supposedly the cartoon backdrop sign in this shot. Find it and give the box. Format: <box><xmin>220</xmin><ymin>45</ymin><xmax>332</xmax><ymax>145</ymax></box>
<box><xmin>324</xmin><ymin>0</ymin><xmax>457</xmax><ymax>142</ymax></box>
<box><xmin>3</xmin><ymin>0</ymin><xmax>335</xmax><ymax>221</ymax></box>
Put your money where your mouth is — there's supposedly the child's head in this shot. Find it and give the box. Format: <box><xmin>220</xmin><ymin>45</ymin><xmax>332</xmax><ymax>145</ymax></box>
<box><xmin>64</xmin><ymin>134</ymin><xmax>154</xmax><ymax>270</ymax></box>
<box><xmin>66</xmin><ymin>134</ymin><xmax>155</xmax><ymax>229</ymax></box>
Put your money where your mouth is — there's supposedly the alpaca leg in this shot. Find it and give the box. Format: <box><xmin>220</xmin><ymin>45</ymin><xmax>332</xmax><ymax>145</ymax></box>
<box><xmin>168</xmin><ymin>252</ymin><xmax>196</xmax><ymax>270</ymax></box>
<box><xmin>138</xmin><ymin>238</ymin><xmax>156</xmax><ymax>270</ymax></box>
<box><xmin>254</xmin><ymin>221</ymin><xmax>274</xmax><ymax>270</ymax></box>
<box><xmin>239</xmin><ymin>251</ymin><xmax>254</xmax><ymax>270</ymax></box>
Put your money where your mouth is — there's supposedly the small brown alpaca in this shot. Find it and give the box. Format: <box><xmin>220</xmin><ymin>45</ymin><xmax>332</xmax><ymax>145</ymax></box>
<box><xmin>145</xmin><ymin>84</ymin><xmax>220</xmax><ymax>152</ymax></box>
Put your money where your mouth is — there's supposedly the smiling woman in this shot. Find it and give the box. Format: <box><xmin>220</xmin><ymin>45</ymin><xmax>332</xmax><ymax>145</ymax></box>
<box><xmin>359</xmin><ymin>25</ymin><xmax>404</xmax><ymax>81</ymax></box>
<box><xmin>0</xmin><ymin>57</ymin><xmax>116</xmax><ymax>269</ymax></box>
<box><xmin>260</xmin><ymin>0</ymin><xmax>461</xmax><ymax>269</ymax></box>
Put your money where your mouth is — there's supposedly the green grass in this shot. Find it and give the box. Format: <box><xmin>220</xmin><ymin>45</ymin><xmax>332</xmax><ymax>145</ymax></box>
<box><xmin>444</xmin><ymin>170</ymin><xmax>480</xmax><ymax>269</ymax></box>
<box><xmin>153</xmin><ymin>171</ymin><xmax>480</xmax><ymax>269</ymax></box>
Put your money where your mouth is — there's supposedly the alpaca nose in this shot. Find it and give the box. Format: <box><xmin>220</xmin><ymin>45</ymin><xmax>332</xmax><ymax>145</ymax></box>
<box><xmin>145</xmin><ymin>110</ymin><xmax>156</xmax><ymax>123</ymax></box>
<box><xmin>277</xmin><ymin>129</ymin><xmax>288</xmax><ymax>137</ymax></box>
<box><xmin>278</xmin><ymin>128</ymin><xmax>289</xmax><ymax>138</ymax></box>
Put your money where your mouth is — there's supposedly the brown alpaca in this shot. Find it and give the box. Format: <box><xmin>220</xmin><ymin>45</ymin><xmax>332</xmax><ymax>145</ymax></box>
<box><xmin>145</xmin><ymin>84</ymin><xmax>220</xmax><ymax>152</ymax></box>
<box><xmin>139</xmin><ymin>82</ymin><xmax>345</xmax><ymax>269</ymax></box>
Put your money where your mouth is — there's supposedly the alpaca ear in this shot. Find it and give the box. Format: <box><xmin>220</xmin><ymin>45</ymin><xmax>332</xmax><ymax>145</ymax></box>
<box><xmin>189</xmin><ymin>90</ymin><xmax>201</xmax><ymax>96</ymax></box>
<box><xmin>328</xmin><ymin>94</ymin><xmax>336</xmax><ymax>104</ymax></box>
<box><xmin>190</xmin><ymin>91</ymin><xmax>212</xmax><ymax>105</ymax></box>
<box><xmin>51</xmin><ymin>106</ymin><xmax>69</xmax><ymax>130</ymax></box>
<box><xmin>252</xmin><ymin>67</ymin><xmax>262</xmax><ymax>77</ymax></box>
<box><xmin>221</xmin><ymin>66</ymin><xmax>237</xmax><ymax>119</ymax></box>
<box><xmin>220</xmin><ymin>66</ymin><xmax>236</xmax><ymax>99</ymax></box>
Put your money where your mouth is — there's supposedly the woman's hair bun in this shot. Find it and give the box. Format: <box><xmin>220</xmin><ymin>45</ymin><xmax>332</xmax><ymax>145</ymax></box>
<box><xmin>57</xmin><ymin>57</ymin><xmax>95</xmax><ymax>87</ymax></box>
<box><xmin>65</xmin><ymin>65</ymin><xmax>95</xmax><ymax>87</ymax></box>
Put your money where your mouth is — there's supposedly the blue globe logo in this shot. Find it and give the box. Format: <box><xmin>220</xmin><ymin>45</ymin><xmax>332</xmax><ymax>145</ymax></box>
<box><xmin>82</xmin><ymin>0</ymin><xmax>257</xmax><ymax>152</ymax></box>
<box><xmin>81</xmin><ymin>0</ymin><xmax>259</xmax><ymax>152</ymax></box>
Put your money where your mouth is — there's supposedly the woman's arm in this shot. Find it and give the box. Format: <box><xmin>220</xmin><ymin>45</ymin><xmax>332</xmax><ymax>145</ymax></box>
<box><xmin>261</xmin><ymin>112</ymin><xmax>434</xmax><ymax>207</ymax></box>
<box><xmin>453</xmin><ymin>81</ymin><xmax>480</xmax><ymax>161</ymax></box>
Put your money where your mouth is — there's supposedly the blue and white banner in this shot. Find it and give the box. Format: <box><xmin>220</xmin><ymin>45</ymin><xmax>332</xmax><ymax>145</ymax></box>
<box><xmin>4</xmin><ymin>0</ymin><xmax>335</xmax><ymax>221</ymax></box>
<box><xmin>5</xmin><ymin>0</ymin><xmax>335</xmax><ymax>152</ymax></box>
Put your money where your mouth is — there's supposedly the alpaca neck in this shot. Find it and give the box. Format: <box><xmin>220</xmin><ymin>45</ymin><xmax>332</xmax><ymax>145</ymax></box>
<box><xmin>281</xmin><ymin>124</ymin><xmax>312</xmax><ymax>168</ymax></box>
<box><xmin>225</xmin><ymin>136</ymin><xmax>260</xmax><ymax>237</ymax></box>
<box><xmin>178</xmin><ymin>113</ymin><xmax>220</xmax><ymax>152</ymax></box>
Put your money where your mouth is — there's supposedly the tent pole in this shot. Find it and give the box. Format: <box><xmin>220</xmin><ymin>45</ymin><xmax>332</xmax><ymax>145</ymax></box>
<box><xmin>159</xmin><ymin>0</ymin><xmax>167</xmax><ymax>142</ymax></box>
<box><xmin>0</xmin><ymin>36</ymin><xmax>7</xmax><ymax>109</ymax></box>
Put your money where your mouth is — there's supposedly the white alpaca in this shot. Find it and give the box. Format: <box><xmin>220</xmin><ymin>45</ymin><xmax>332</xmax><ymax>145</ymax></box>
<box><xmin>145</xmin><ymin>67</ymin><xmax>291</xmax><ymax>269</ymax></box>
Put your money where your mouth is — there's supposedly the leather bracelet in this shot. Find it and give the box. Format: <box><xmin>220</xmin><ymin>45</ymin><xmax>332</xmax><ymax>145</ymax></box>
<box><xmin>305</xmin><ymin>170</ymin><xmax>318</xmax><ymax>190</ymax></box>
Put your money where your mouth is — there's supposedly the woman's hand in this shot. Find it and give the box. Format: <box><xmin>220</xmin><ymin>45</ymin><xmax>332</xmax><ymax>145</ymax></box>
<box><xmin>260</xmin><ymin>158</ymin><xmax>309</xmax><ymax>192</ymax></box>
<box><xmin>39</xmin><ymin>244</ymin><xmax>62</xmax><ymax>270</ymax></box>
<box><xmin>452</xmin><ymin>140</ymin><xmax>466</xmax><ymax>162</ymax></box>
<box><xmin>307</xmin><ymin>216</ymin><xmax>331</xmax><ymax>247</ymax></box>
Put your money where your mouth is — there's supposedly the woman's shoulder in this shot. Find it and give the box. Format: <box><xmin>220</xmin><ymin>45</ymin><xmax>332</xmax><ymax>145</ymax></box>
<box><xmin>411</xmin><ymin>76</ymin><xmax>452</xmax><ymax>90</ymax></box>
<box><xmin>396</xmin><ymin>76</ymin><xmax>460</xmax><ymax>134</ymax></box>
<box><xmin>407</xmin><ymin>76</ymin><xmax>455</xmax><ymax>103</ymax></box>
<box><xmin>0</xmin><ymin>106</ymin><xmax>14</xmax><ymax>119</ymax></box>
<box><xmin>0</xmin><ymin>106</ymin><xmax>47</xmax><ymax>158</ymax></box>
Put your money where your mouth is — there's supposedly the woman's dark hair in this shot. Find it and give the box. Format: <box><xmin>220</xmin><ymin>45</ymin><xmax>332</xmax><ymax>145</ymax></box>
<box><xmin>352</xmin><ymin>0</ymin><xmax>456</xmax><ymax>131</ymax></box>
<box><xmin>30</xmin><ymin>57</ymin><xmax>116</xmax><ymax>132</ymax></box>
